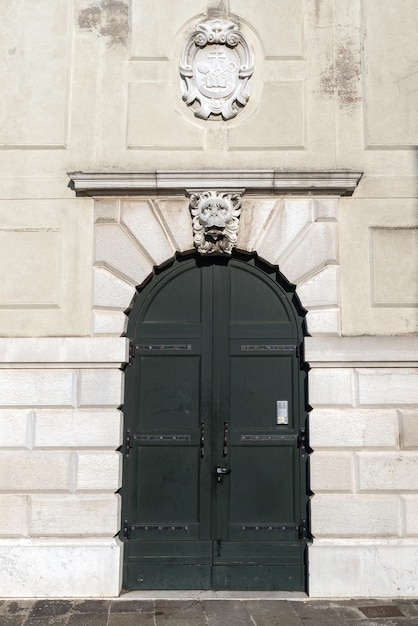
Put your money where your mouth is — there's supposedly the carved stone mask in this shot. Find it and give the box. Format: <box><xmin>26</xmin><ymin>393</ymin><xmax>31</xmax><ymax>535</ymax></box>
<box><xmin>189</xmin><ymin>191</ymin><xmax>242</xmax><ymax>255</ymax></box>
<box><xmin>199</xmin><ymin>197</ymin><xmax>233</xmax><ymax>235</ymax></box>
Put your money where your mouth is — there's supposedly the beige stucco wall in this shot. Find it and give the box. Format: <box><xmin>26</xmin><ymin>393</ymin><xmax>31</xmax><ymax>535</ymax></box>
<box><xmin>0</xmin><ymin>0</ymin><xmax>417</xmax><ymax>598</ymax></box>
<box><xmin>0</xmin><ymin>0</ymin><xmax>417</xmax><ymax>337</ymax></box>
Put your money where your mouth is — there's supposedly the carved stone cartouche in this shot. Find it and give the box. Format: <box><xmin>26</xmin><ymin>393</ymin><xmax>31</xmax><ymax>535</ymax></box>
<box><xmin>180</xmin><ymin>19</ymin><xmax>254</xmax><ymax>120</ymax></box>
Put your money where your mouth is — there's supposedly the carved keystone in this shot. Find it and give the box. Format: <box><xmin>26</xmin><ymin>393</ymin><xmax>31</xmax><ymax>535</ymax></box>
<box><xmin>189</xmin><ymin>190</ymin><xmax>242</xmax><ymax>255</ymax></box>
<box><xmin>180</xmin><ymin>19</ymin><xmax>254</xmax><ymax>120</ymax></box>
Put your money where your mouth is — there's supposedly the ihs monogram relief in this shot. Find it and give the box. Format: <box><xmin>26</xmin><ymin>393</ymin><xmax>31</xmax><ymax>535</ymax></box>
<box><xmin>189</xmin><ymin>191</ymin><xmax>243</xmax><ymax>255</ymax></box>
<box><xmin>180</xmin><ymin>19</ymin><xmax>254</xmax><ymax>120</ymax></box>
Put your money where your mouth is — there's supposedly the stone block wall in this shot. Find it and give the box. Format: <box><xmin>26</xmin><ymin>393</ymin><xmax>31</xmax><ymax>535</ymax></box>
<box><xmin>306</xmin><ymin>338</ymin><xmax>418</xmax><ymax>597</ymax></box>
<box><xmin>0</xmin><ymin>339</ymin><xmax>127</xmax><ymax>597</ymax></box>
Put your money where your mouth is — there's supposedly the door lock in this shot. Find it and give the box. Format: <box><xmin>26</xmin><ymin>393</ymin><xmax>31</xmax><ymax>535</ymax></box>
<box><xmin>216</xmin><ymin>465</ymin><xmax>231</xmax><ymax>483</ymax></box>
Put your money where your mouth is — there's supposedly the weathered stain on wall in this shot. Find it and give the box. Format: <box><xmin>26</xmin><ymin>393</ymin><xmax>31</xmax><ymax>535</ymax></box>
<box><xmin>314</xmin><ymin>0</ymin><xmax>323</xmax><ymax>22</ymax></box>
<box><xmin>78</xmin><ymin>0</ymin><xmax>129</xmax><ymax>46</ymax></box>
<box><xmin>319</xmin><ymin>37</ymin><xmax>361</xmax><ymax>112</ymax></box>
<box><xmin>207</xmin><ymin>1</ymin><xmax>228</xmax><ymax>17</ymax></box>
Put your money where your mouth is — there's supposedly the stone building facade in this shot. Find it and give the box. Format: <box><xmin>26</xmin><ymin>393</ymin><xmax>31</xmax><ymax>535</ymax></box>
<box><xmin>0</xmin><ymin>0</ymin><xmax>417</xmax><ymax>597</ymax></box>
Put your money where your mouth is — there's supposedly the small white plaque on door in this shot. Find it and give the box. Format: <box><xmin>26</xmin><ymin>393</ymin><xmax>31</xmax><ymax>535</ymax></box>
<box><xmin>276</xmin><ymin>401</ymin><xmax>288</xmax><ymax>425</ymax></box>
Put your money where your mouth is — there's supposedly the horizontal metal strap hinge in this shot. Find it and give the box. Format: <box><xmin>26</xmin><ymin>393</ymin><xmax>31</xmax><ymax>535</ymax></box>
<box><xmin>241</xmin><ymin>429</ymin><xmax>308</xmax><ymax>457</ymax></box>
<box><xmin>241</xmin><ymin>344</ymin><xmax>297</xmax><ymax>352</ymax></box>
<box><xmin>124</xmin><ymin>430</ymin><xmax>193</xmax><ymax>457</ymax></box>
<box><xmin>241</xmin><ymin>434</ymin><xmax>297</xmax><ymax>442</ymax></box>
<box><xmin>122</xmin><ymin>520</ymin><xmax>189</xmax><ymax>540</ymax></box>
<box><xmin>241</xmin><ymin>519</ymin><xmax>308</xmax><ymax>540</ymax></box>
<box><xmin>129</xmin><ymin>341</ymin><xmax>193</xmax><ymax>364</ymax></box>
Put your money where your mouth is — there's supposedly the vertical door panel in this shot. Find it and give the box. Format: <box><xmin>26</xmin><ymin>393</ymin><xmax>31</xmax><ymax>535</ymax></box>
<box><xmin>123</xmin><ymin>263</ymin><xmax>212</xmax><ymax>590</ymax></box>
<box><xmin>138</xmin><ymin>355</ymin><xmax>200</xmax><ymax>430</ymax></box>
<box><xmin>135</xmin><ymin>446</ymin><xmax>200</xmax><ymax>525</ymax></box>
<box><xmin>230</xmin><ymin>446</ymin><xmax>296</xmax><ymax>523</ymax></box>
<box><xmin>212</xmin><ymin>261</ymin><xmax>306</xmax><ymax>590</ymax></box>
<box><xmin>229</xmin><ymin>354</ymin><xmax>295</xmax><ymax>429</ymax></box>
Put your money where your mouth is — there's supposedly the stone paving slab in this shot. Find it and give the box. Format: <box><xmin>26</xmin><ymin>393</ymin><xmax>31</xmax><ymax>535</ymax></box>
<box><xmin>0</xmin><ymin>599</ymin><xmax>418</xmax><ymax>625</ymax></box>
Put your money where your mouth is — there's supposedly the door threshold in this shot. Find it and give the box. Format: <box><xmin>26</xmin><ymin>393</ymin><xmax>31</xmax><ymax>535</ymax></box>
<box><xmin>120</xmin><ymin>590</ymin><xmax>308</xmax><ymax>601</ymax></box>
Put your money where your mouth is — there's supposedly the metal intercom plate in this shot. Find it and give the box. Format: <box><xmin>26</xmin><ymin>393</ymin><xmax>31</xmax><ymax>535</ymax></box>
<box><xmin>276</xmin><ymin>400</ymin><xmax>288</xmax><ymax>425</ymax></box>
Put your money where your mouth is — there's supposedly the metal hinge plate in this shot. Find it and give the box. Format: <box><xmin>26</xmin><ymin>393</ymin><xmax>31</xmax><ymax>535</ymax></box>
<box><xmin>123</xmin><ymin>519</ymin><xmax>131</xmax><ymax>540</ymax></box>
<box><xmin>297</xmin><ymin>429</ymin><xmax>307</xmax><ymax>458</ymax></box>
<box><xmin>299</xmin><ymin>519</ymin><xmax>308</xmax><ymax>540</ymax></box>
<box><xmin>129</xmin><ymin>341</ymin><xmax>136</xmax><ymax>364</ymax></box>
<box><xmin>124</xmin><ymin>429</ymin><xmax>133</xmax><ymax>457</ymax></box>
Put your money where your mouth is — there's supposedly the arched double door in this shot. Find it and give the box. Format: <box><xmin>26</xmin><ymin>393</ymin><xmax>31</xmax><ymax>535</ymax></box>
<box><xmin>122</xmin><ymin>256</ymin><xmax>309</xmax><ymax>590</ymax></box>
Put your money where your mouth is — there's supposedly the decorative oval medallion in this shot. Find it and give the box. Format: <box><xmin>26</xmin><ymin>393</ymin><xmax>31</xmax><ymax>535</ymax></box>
<box><xmin>180</xmin><ymin>19</ymin><xmax>254</xmax><ymax>120</ymax></box>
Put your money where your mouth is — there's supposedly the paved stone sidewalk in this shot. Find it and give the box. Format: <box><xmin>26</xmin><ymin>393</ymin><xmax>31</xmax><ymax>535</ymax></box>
<box><xmin>0</xmin><ymin>599</ymin><xmax>418</xmax><ymax>626</ymax></box>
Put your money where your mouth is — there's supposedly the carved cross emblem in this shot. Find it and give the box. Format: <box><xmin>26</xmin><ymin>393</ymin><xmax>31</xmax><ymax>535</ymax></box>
<box><xmin>196</xmin><ymin>47</ymin><xmax>238</xmax><ymax>98</ymax></box>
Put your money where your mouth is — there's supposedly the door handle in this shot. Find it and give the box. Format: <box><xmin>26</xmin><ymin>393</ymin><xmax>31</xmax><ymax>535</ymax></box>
<box><xmin>216</xmin><ymin>465</ymin><xmax>231</xmax><ymax>483</ymax></box>
<box><xmin>200</xmin><ymin>422</ymin><xmax>205</xmax><ymax>458</ymax></box>
<box><xmin>223</xmin><ymin>420</ymin><xmax>228</xmax><ymax>457</ymax></box>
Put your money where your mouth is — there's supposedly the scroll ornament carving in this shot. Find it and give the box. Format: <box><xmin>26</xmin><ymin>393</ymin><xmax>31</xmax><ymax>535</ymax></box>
<box><xmin>189</xmin><ymin>191</ymin><xmax>242</xmax><ymax>255</ymax></box>
<box><xmin>180</xmin><ymin>19</ymin><xmax>254</xmax><ymax>120</ymax></box>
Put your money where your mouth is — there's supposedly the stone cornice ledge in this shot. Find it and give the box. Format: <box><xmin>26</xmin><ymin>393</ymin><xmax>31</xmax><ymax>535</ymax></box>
<box><xmin>68</xmin><ymin>170</ymin><xmax>363</xmax><ymax>196</ymax></box>
<box><xmin>305</xmin><ymin>336</ymin><xmax>418</xmax><ymax>366</ymax></box>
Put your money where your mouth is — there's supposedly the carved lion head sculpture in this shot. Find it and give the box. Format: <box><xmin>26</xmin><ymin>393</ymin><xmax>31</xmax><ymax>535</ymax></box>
<box><xmin>189</xmin><ymin>190</ymin><xmax>242</xmax><ymax>255</ymax></box>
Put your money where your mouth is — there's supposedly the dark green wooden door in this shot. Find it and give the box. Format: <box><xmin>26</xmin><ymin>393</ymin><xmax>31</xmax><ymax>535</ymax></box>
<box><xmin>122</xmin><ymin>257</ymin><xmax>308</xmax><ymax>590</ymax></box>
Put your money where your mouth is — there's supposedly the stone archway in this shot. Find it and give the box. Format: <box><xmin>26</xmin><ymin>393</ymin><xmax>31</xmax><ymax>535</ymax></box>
<box><xmin>69</xmin><ymin>170</ymin><xmax>361</xmax><ymax>336</ymax></box>
<box><xmin>67</xmin><ymin>169</ymin><xmax>363</xmax><ymax>596</ymax></box>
